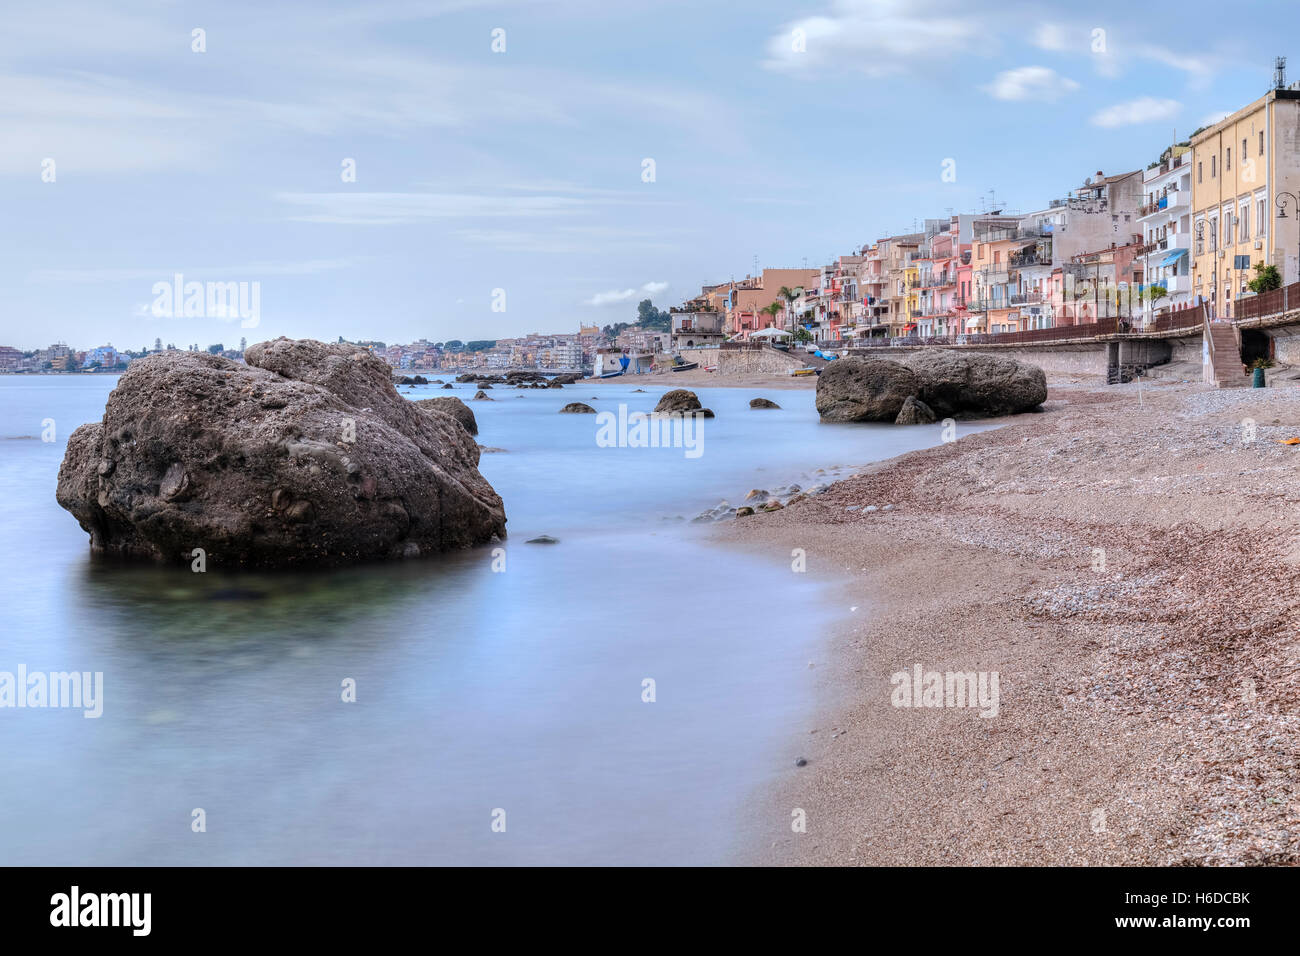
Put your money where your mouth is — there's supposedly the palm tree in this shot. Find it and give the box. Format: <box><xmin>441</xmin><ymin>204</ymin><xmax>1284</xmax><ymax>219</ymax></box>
<box><xmin>776</xmin><ymin>286</ymin><xmax>799</xmax><ymax>330</ymax></box>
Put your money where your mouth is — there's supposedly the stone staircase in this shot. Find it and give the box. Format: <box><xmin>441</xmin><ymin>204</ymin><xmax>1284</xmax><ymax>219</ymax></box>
<box><xmin>1205</xmin><ymin>322</ymin><xmax>1251</xmax><ymax>388</ymax></box>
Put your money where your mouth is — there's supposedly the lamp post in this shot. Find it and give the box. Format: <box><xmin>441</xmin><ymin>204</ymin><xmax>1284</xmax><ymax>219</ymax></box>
<box><xmin>1275</xmin><ymin>192</ymin><xmax>1300</xmax><ymax>285</ymax></box>
<box><xmin>1194</xmin><ymin>219</ymin><xmax>1216</xmax><ymax>318</ymax></box>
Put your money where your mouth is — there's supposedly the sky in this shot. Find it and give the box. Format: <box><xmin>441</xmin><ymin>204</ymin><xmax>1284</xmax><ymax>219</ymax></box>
<box><xmin>2</xmin><ymin>0</ymin><xmax>1297</xmax><ymax>351</ymax></box>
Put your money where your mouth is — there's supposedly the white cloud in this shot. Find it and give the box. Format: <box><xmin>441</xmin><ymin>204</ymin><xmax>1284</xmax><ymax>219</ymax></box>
<box><xmin>1031</xmin><ymin>23</ymin><xmax>1070</xmax><ymax>52</ymax></box>
<box><xmin>1199</xmin><ymin>110</ymin><xmax>1233</xmax><ymax>128</ymax></box>
<box><xmin>983</xmin><ymin>66</ymin><xmax>1079</xmax><ymax>102</ymax></box>
<box><xmin>584</xmin><ymin>282</ymin><xmax>669</xmax><ymax>307</ymax></box>
<box><xmin>763</xmin><ymin>0</ymin><xmax>984</xmax><ymax>76</ymax></box>
<box><xmin>1090</xmin><ymin>97</ymin><xmax>1181</xmax><ymax>128</ymax></box>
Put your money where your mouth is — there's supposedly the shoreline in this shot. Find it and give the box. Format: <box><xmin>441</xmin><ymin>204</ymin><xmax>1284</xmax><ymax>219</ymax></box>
<box><xmin>714</xmin><ymin>377</ymin><xmax>1300</xmax><ymax>865</ymax></box>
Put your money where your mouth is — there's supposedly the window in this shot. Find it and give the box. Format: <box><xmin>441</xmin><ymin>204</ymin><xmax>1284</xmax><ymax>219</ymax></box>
<box><xmin>1198</xmin><ymin>162</ymin><xmax>1203</xmax><ymax>183</ymax></box>
<box><xmin>1260</xmin><ymin>131</ymin><xmax>1265</xmax><ymax>156</ymax></box>
<box><xmin>1241</xmin><ymin>204</ymin><xmax>1250</xmax><ymax>240</ymax></box>
<box><xmin>1243</xmin><ymin>138</ymin><xmax>1248</xmax><ymax>159</ymax></box>
<box><xmin>1209</xmin><ymin>218</ymin><xmax>1218</xmax><ymax>251</ymax></box>
<box><xmin>1226</xmin><ymin>148</ymin><xmax>1231</xmax><ymax>171</ymax></box>
<box><xmin>1258</xmin><ymin>198</ymin><xmax>1267</xmax><ymax>239</ymax></box>
<box><xmin>1211</xmin><ymin>155</ymin><xmax>1216</xmax><ymax>177</ymax></box>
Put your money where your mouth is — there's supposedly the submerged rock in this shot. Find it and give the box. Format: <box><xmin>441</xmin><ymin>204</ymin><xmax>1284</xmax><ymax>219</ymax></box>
<box><xmin>56</xmin><ymin>338</ymin><xmax>506</xmax><ymax>567</ymax></box>
<box><xmin>559</xmin><ymin>402</ymin><xmax>596</xmax><ymax>414</ymax></box>
<box><xmin>526</xmin><ymin>534</ymin><xmax>559</xmax><ymax>544</ymax></box>
<box><xmin>749</xmin><ymin>397</ymin><xmax>781</xmax><ymax>409</ymax></box>
<box><xmin>473</xmin><ymin>390</ymin><xmax>492</xmax><ymax>401</ymax></box>
<box><xmin>414</xmin><ymin>396</ymin><xmax>478</xmax><ymax>435</ymax></box>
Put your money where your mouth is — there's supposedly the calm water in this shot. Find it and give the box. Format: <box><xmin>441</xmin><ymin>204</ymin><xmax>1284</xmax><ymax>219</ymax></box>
<box><xmin>0</xmin><ymin>374</ymin><xmax>983</xmax><ymax>865</ymax></box>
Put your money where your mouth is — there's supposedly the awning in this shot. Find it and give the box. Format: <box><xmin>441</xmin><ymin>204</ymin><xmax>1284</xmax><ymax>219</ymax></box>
<box><xmin>965</xmin><ymin>318</ymin><xmax>981</xmax><ymax>329</ymax></box>
<box><xmin>1160</xmin><ymin>248</ymin><xmax>1188</xmax><ymax>267</ymax></box>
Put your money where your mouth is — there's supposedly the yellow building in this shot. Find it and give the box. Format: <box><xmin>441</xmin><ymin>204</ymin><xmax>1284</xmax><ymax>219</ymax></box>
<box><xmin>903</xmin><ymin>265</ymin><xmax>919</xmax><ymax>322</ymax></box>
<box><xmin>1190</xmin><ymin>86</ymin><xmax>1300</xmax><ymax>317</ymax></box>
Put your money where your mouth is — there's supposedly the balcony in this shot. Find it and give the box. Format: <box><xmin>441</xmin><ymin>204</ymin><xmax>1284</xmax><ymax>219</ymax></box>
<box><xmin>1009</xmin><ymin>291</ymin><xmax>1044</xmax><ymax>306</ymax></box>
<box><xmin>1009</xmin><ymin>250</ymin><xmax>1049</xmax><ymax>268</ymax></box>
<box><xmin>978</xmin><ymin>269</ymin><xmax>1010</xmax><ymax>285</ymax></box>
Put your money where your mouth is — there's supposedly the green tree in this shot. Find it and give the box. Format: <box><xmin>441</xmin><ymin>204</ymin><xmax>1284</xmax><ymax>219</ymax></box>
<box><xmin>1248</xmin><ymin>263</ymin><xmax>1282</xmax><ymax>293</ymax></box>
<box><xmin>636</xmin><ymin>299</ymin><xmax>671</xmax><ymax>331</ymax></box>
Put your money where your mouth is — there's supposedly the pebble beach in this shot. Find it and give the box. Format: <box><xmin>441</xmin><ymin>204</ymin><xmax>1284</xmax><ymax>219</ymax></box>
<box><xmin>717</xmin><ymin>376</ymin><xmax>1300</xmax><ymax>865</ymax></box>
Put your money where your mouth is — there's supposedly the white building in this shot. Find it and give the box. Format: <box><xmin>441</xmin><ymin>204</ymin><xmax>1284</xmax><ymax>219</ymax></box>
<box><xmin>1136</xmin><ymin>147</ymin><xmax>1194</xmax><ymax>322</ymax></box>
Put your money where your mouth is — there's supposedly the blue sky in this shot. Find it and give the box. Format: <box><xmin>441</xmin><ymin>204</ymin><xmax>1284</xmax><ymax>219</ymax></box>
<box><xmin>2</xmin><ymin>0</ymin><xmax>1296</xmax><ymax>350</ymax></box>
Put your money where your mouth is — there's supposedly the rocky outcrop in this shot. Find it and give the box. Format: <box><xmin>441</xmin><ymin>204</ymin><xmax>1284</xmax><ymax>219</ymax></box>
<box><xmin>815</xmin><ymin>356</ymin><xmax>921</xmax><ymax>423</ymax></box>
<box><xmin>56</xmin><ymin>338</ymin><xmax>506</xmax><ymax>567</ymax></box>
<box><xmin>895</xmin><ymin>395</ymin><xmax>937</xmax><ymax>425</ymax></box>
<box><xmin>473</xmin><ymin>390</ymin><xmax>492</xmax><ymax>401</ymax></box>
<box><xmin>749</xmin><ymin>397</ymin><xmax>781</xmax><ymax>409</ymax></box>
<box><xmin>897</xmin><ymin>350</ymin><xmax>1047</xmax><ymax>418</ymax></box>
<box><xmin>414</xmin><ymin>396</ymin><xmax>478</xmax><ymax>435</ymax></box>
<box><xmin>396</xmin><ymin>374</ymin><xmax>428</xmax><ymax>386</ymax></box>
<box><xmin>653</xmin><ymin>389</ymin><xmax>715</xmax><ymax>418</ymax></box>
<box><xmin>559</xmin><ymin>402</ymin><xmax>596</xmax><ymax>414</ymax></box>
<box><xmin>816</xmin><ymin>350</ymin><xmax>1046</xmax><ymax>423</ymax></box>
<box><xmin>550</xmin><ymin>373</ymin><xmax>581</xmax><ymax>385</ymax></box>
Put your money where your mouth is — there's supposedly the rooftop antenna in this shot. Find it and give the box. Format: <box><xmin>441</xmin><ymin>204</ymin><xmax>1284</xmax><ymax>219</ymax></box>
<box><xmin>1275</xmin><ymin>56</ymin><xmax>1287</xmax><ymax>90</ymax></box>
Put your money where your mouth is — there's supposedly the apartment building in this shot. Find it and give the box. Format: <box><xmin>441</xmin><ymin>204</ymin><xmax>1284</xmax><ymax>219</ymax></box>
<box><xmin>1137</xmin><ymin>144</ymin><xmax>1195</xmax><ymax>321</ymax></box>
<box><xmin>1190</xmin><ymin>83</ymin><xmax>1300</xmax><ymax>317</ymax></box>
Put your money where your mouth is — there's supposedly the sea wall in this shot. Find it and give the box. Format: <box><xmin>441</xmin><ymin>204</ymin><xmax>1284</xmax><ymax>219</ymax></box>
<box><xmin>678</xmin><ymin>347</ymin><xmax>808</xmax><ymax>374</ymax></box>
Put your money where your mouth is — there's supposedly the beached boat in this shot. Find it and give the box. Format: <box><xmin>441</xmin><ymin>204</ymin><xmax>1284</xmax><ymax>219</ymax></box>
<box><xmin>789</xmin><ymin>367</ymin><xmax>818</xmax><ymax>377</ymax></box>
<box><xmin>670</xmin><ymin>361</ymin><xmax>699</xmax><ymax>372</ymax></box>
<box><xmin>599</xmin><ymin>369</ymin><xmax>625</xmax><ymax>379</ymax></box>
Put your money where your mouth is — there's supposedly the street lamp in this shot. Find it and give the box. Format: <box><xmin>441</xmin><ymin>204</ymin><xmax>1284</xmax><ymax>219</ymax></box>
<box><xmin>1275</xmin><ymin>192</ymin><xmax>1300</xmax><ymax>285</ymax></box>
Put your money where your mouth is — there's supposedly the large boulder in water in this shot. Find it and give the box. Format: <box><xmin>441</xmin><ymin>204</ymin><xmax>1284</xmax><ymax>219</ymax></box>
<box><xmin>653</xmin><ymin>388</ymin><xmax>715</xmax><ymax>417</ymax></box>
<box><xmin>815</xmin><ymin>356</ymin><xmax>921</xmax><ymax>422</ymax></box>
<box><xmin>414</xmin><ymin>396</ymin><xmax>477</xmax><ymax>435</ymax></box>
<box><xmin>899</xmin><ymin>349</ymin><xmax>1047</xmax><ymax>418</ymax></box>
<box><xmin>816</xmin><ymin>350</ymin><xmax>1045</xmax><ymax>422</ymax></box>
<box><xmin>55</xmin><ymin>338</ymin><xmax>507</xmax><ymax>567</ymax></box>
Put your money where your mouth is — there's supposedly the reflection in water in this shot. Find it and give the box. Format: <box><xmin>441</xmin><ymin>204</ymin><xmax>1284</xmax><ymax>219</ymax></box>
<box><xmin>1</xmin><ymin>376</ymin><xmax>984</xmax><ymax>865</ymax></box>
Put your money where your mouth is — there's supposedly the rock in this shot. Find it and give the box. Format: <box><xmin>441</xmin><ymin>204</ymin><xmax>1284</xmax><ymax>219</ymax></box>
<box><xmin>816</xmin><ymin>350</ymin><xmax>1046</xmax><ymax>422</ymax></box>
<box><xmin>478</xmin><ymin>446</ymin><xmax>507</xmax><ymax>453</ymax></box>
<box><xmin>473</xmin><ymin>390</ymin><xmax>492</xmax><ymax>401</ymax></box>
<box><xmin>441</xmin><ymin>383</ymin><xmax>454</xmax><ymax>389</ymax></box>
<box><xmin>895</xmin><ymin>395</ymin><xmax>937</xmax><ymax>425</ymax></box>
<box><xmin>749</xmin><ymin>397</ymin><xmax>781</xmax><ymax>409</ymax></box>
<box><xmin>526</xmin><ymin>534</ymin><xmax>559</xmax><ymax>544</ymax></box>
<box><xmin>653</xmin><ymin>389</ymin><xmax>703</xmax><ymax>414</ymax></box>
<box><xmin>745</xmin><ymin>489</ymin><xmax>769</xmax><ymax>500</ymax></box>
<box><xmin>478</xmin><ymin>383</ymin><xmax>493</xmax><ymax>389</ymax></box>
<box><xmin>506</xmin><ymin>370</ymin><xmax>546</xmax><ymax>384</ymax></box>
<box><xmin>414</xmin><ymin>396</ymin><xmax>478</xmax><ymax>435</ymax></box>
<box><xmin>548</xmin><ymin>380</ymin><xmax>564</xmax><ymax>388</ymax></box>
<box><xmin>396</xmin><ymin>375</ymin><xmax>428</xmax><ymax>386</ymax></box>
<box><xmin>795</xmin><ymin>757</ymin><xmax>807</xmax><ymax>767</ymax></box>
<box><xmin>455</xmin><ymin>373</ymin><xmax>478</xmax><ymax>383</ymax></box>
<box><xmin>550</xmin><ymin>373</ymin><xmax>581</xmax><ymax>385</ymax></box>
<box><xmin>559</xmin><ymin>402</ymin><xmax>596</xmax><ymax>413</ymax></box>
<box><xmin>898</xmin><ymin>349</ymin><xmax>1047</xmax><ymax>417</ymax></box>
<box><xmin>735</xmin><ymin>506</ymin><xmax>755</xmax><ymax>517</ymax></box>
<box><xmin>815</xmin><ymin>355</ymin><xmax>922</xmax><ymax>423</ymax></box>
<box><xmin>56</xmin><ymin>339</ymin><xmax>506</xmax><ymax>567</ymax></box>
<box><xmin>632</xmin><ymin>388</ymin><xmax>647</xmax><ymax>393</ymax></box>
<box><xmin>763</xmin><ymin>500</ymin><xmax>784</xmax><ymax>511</ymax></box>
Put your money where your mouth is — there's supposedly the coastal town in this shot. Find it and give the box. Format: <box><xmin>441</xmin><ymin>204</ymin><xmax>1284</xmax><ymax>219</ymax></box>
<box><xmin>11</xmin><ymin>66</ymin><xmax>1300</xmax><ymax>383</ymax></box>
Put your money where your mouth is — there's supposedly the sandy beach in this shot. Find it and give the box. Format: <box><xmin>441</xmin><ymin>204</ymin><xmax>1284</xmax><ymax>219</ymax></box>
<box><xmin>716</xmin><ymin>376</ymin><xmax>1300</xmax><ymax>865</ymax></box>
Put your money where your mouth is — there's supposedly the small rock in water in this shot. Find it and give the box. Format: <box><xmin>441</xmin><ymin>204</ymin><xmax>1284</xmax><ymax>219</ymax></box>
<box><xmin>526</xmin><ymin>534</ymin><xmax>559</xmax><ymax>544</ymax></box>
<box><xmin>795</xmin><ymin>757</ymin><xmax>808</xmax><ymax>767</ymax></box>
<box><xmin>745</xmin><ymin>489</ymin><xmax>769</xmax><ymax>501</ymax></box>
